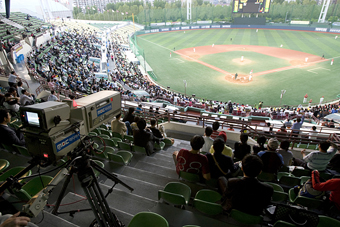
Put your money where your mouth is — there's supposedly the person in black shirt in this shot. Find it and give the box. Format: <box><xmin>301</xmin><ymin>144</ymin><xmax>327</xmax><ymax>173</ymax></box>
<box><xmin>234</xmin><ymin>133</ymin><xmax>251</xmax><ymax>161</ymax></box>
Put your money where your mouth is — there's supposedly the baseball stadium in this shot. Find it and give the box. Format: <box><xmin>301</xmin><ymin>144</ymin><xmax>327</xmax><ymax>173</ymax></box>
<box><xmin>1</xmin><ymin>0</ymin><xmax>340</xmax><ymax>227</ymax></box>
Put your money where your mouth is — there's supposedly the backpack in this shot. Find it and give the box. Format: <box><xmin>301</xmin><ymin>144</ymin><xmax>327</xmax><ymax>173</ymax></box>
<box><xmin>299</xmin><ymin>179</ymin><xmax>325</xmax><ymax>199</ymax></box>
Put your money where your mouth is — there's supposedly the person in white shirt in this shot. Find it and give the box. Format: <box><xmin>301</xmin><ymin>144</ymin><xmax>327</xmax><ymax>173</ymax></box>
<box><xmin>20</xmin><ymin>89</ymin><xmax>34</xmax><ymax>106</ymax></box>
<box><xmin>309</xmin><ymin>126</ymin><xmax>318</xmax><ymax>140</ymax></box>
<box><xmin>17</xmin><ymin>81</ymin><xmax>24</xmax><ymax>97</ymax></box>
<box><xmin>48</xmin><ymin>90</ymin><xmax>59</xmax><ymax>101</ymax></box>
<box><xmin>202</xmin><ymin>126</ymin><xmax>214</xmax><ymax>153</ymax></box>
<box><xmin>8</xmin><ymin>71</ymin><xmax>18</xmax><ymax>87</ymax></box>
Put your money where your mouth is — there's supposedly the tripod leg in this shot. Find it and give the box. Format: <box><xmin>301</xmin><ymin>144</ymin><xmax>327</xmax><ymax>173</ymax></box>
<box><xmin>79</xmin><ymin>166</ymin><xmax>121</xmax><ymax>227</ymax></box>
<box><xmin>52</xmin><ymin>167</ymin><xmax>74</xmax><ymax>215</ymax></box>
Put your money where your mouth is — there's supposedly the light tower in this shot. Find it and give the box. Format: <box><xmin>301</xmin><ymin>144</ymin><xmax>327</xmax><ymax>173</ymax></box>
<box><xmin>318</xmin><ymin>0</ymin><xmax>331</xmax><ymax>23</ymax></box>
<box><xmin>187</xmin><ymin>0</ymin><xmax>192</xmax><ymax>23</ymax></box>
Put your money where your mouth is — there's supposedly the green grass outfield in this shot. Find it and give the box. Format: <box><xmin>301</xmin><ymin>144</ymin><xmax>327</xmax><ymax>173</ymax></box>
<box><xmin>137</xmin><ymin>29</ymin><xmax>340</xmax><ymax>106</ymax></box>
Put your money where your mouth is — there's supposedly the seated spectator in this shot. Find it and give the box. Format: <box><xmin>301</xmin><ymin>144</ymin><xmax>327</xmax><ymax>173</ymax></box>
<box><xmin>227</xmin><ymin>125</ymin><xmax>234</xmax><ymax>131</ymax></box>
<box><xmin>173</xmin><ymin>135</ymin><xmax>211</xmax><ymax>180</ymax></box>
<box><xmin>17</xmin><ymin>81</ymin><xmax>24</xmax><ymax>97</ymax></box>
<box><xmin>47</xmin><ymin>90</ymin><xmax>59</xmax><ymax>101</ymax></box>
<box><xmin>0</xmin><ymin>109</ymin><xmax>25</xmax><ymax>146</ymax></box>
<box><xmin>206</xmin><ymin>137</ymin><xmax>239</xmax><ymax>179</ymax></box>
<box><xmin>276</xmin><ymin>125</ymin><xmax>287</xmax><ymax>136</ymax></box>
<box><xmin>312</xmin><ymin>170</ymin><xmax>340</xmax><ymax>211</ymax></box>
<box><xmin>148</xmin><ymin>119</ymin><xmax>174</xmax><ymax>144</ymax></box>
<box><xmin>130</xmin><ymin>116</ymin><xmax>140</xmax><ymax>132</ymax></box>
<box><xmin>309</xmin><ymin>126</ymin><xmax>318</xmax><ymax>140</ymax></box>
<box><xmin>234</xmin><ymin>133</ymin><xmax>251</xmax><ymax>161</ymax></box>
<box><xmin>133</xmin><ymin>119</ymin><xmax>158</xmax><ymax>156</ymax></box>
<box><xmin>20</xmin><ymin>89</ymin><xmax>34</xmax><ymax>106</ymax></box>
<box><xmin>209</xmin><ymin>131</ymin><xmax>233</xmax><ymax>157</ymax></box>
<box><xmin>283</xmin><ymin>118</ymin><xmax>292</xmax><ymax>128</ymax></box>
<box><xmin>202</xmin><ymin>126</ymin><xmax>214</xmax><ymax>153</ymax></box>
<box><xmin>111</xmin><ymin>113</ymin><xmax>127</xmax><ymax>137</ymax></box>
<box><xmin>210</xmin><ymin>121</ymin><xmax>221</xmax><ymax>140</ymax></box>
<box><xmin>136</xmin><ymin>104</ymin><xmax>142</xmax><ymax>114</ymax></box>
<box><xmin>123</xmin><ymin>107</ymin><xmax>135</xmax><ymax>135</ymax></box>
<box><xmin>218</xmin><ymin>155</ymin><xmax>273</xmax><ymax>215</ymax></box>
<box><xmin>294</xmin><ymin>140</ymin><xmax>338</xmax><ymax>171</ymax></box>
<box><xmin>4</xmin><ymin>93</ymin><xmax>20</xmax><ymax>112</ymax></box>
<box><xmin>257</xmin><ymin>138</ymin><xmax>283</xmax><ymax>174</ymax></box>
<box><xmin>277</xmin><ymin>140</ymin><xmax>293</xmax><ymax>166</ymax></box>
<box><xmin>253</xmin><ymin>136</ymin><xmax>266</xmax><ymax>155</ymax></box>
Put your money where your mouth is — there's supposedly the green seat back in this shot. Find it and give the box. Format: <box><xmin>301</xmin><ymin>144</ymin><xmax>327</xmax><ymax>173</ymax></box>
<box><xmin>112</xmin><ymin>132</ymin><xmax>123</xmax><ymax>139</ymax></box>
<box><xmin>158</xmin><ymin>182</ymin><xmax>191</xmax><ymax>205</ymax></box>
<box><xmin>132</xmin><ymin>145</ymin><xmax>147</xmax><ymax>154</ymax></box>
<box><xmin>154</xmin><ymin>141</ymin><xmax>165</xmax><ymax>150</ymax></box>
<box><xmin>108</xmin><ymin>151</ymin><xmax>132</xmax><ymax>165</ymax></box>
<box><xmin>230</xmin><ymin>209</ymin><xmax>263</xmax><ymax>225</ymax></box>
<box><xmin>0</xmin><ymin>159</ymin><xmax>10</xmax><ymax>173</ymax></box>
<box><xmin>103</xmin><ymin>139</ymin><xmax>117</xmax><ymax>148</ymax></box>
<box><xmin>0</xmin><ymin>167</ymin><xmax>31</xmax><ymax>182</ymax></box>
<box><xmin>98</xmin><ymin>134</ymin><xmax>110</xmax><ymax>140</ymax></box>
<box><xmin>118</xmin><ymin>141</ymin><xmax>131</xmax><ymax>151</ymax></box>
<box><xmin>13</xmin><ymin>144</ymin><xmax>31</xmax><ymax>157</ymax></box>
<box><xmin>288</xmin><ymin>188</ymin><xmax>323</xmax><ymax>210</ymax></box>
<box><xmin>179</xmin><ymin>171</ymin><xmax>200</xmax><ymax>183</ymax></box>
<box><xmin>22</xmin><ymin>175</ymin><xmax>53</xmax><ymax>198</ymax></box>
<box><xmin>258</xmin><ymin>171</ymin><xmax>276</xmax><ymax>182</ymax></box>
<box><xmin>273</xmin><ymin>220</ymin><xmax>296</xmax><ymax>227</ymax></box>
<box><xmin>1</xmin><ymin>143</ymin><xmax>16</xmax><ymax>153</ymax></box>
<box><xmin>317</xmin><ymin>215</ymin><xmax>340</xmax><ymax>227</ymax></box>
<box><xmin>128</xmin><ymin>212</ymin><xmax>169</xmax><ymax>227</ymax></box>
<box><xmin>292</xmin><ymin>168</ymin><xmax>311</xmax><ymax>177</ymax></box>
<box><xmin>94</xmin><ymin>147</ymin><xmax>109</xmax><ymax>159</ymax></box>
<box><xmin>193</xmin><ymin>199</ymin><xmax>223</xmax><ymax>215</ymax></box>
<box><xmin>195</xmin><ymin>189</ymin><xmax>222</xmax><ymax>203</ymax></box>
<box><xmin>124</xmin><ymin>135</ymin><xmax>134</xmax><ymax>143</ymax></box>
<box><xmin>92</xmin><ymin>160</ymin><xmax>104</xmax><ymax>177</ymax></box>
<box><xmin>88</xmin><ymin>132</ymin><xmax>97</xmax><ymax>136</ymax></box>
<box><xmin>164</xmin><ymin>138</ymin><xmax>173</xmax><ymax>146</ymax></box>
<box><xmin>110</xmin><ymin>138</ymin><xmax>122</xmax><ymax>147</ymax></box>
<box><xmin>99</xmin><ymin>124</ymin><xmax>108</xmax><ymax>130</ymax></box>
<box><xmin>101</xmin><ymin>129</ymin><xmax>112</xmax><ymax>137</ymax></box>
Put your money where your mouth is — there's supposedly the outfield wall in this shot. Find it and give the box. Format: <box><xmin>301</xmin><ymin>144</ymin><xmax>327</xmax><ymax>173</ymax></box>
<box><xmin>137</xmin><ymin>24</ymin><xmax>340</xmax><ymax>34</ymax></box>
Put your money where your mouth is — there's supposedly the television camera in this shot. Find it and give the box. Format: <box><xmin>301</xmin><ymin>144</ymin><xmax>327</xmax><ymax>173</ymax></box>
<box><xmin>0</xmin><ymin>91</ymin><xmax>133</xmax><ymax>227</ymax></box>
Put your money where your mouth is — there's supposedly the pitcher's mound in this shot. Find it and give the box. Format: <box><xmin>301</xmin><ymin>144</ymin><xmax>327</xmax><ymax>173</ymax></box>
<box><xmin>232</xmin><ymin>58</ymin><xmax>252</xmax><ymax>65</ymax></box>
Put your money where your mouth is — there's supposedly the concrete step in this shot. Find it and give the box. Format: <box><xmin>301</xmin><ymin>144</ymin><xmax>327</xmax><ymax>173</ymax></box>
<box><xmin>133</xmin><ymin>161</ymin><xmax>179</xmax><ymax>179</ymax></box>
<box><xmin>100</xmin><ymin>183</ymin><xmax>157</xmax><ymax>215</ymax></box>
<box><xmin>31</xmin><ymin>211</ymin><xmax>80</xmax><ymax>227</ymax></box>
<box><xmin>54</xmin><ymin>192</ymin><xmax>133</xmax><ymax>227</ymax></box>
<box><xmin>118</xmin><ymin>165</ymin><xmax>179</xmax><ymax>186</ymax></box>
<box><xmin>139</xmin><ymin>155</ymin><xmax>175</xmax><ymax>169</ymax></box>
<box><xmin>104</xmin><ymin>173</ymin><xmax>163</xmax><ymax>201</ymax></box>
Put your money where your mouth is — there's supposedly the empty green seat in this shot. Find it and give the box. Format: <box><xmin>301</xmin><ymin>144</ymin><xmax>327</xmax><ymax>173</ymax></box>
<box><xmin>265</xmin><ymin>182</ymin><xmax>288</xmax><ymax>202</ymax></box>
<box><xmin>193</xmin><ymin>189</ymin><xmax>223</xmax><ymax>215</ymax></box>
<box><xmin>158</xmin><ymin>182</ymin><xmax>191</xmax><ymax>206</ymax></box>
<box><xmin>258</xmin><ymin>171</ymin><xmax>276</xmax><ymax>182</ymax></box>
<box><xmin>1</xmin><ymin>143</ymin><xmax>16</xmax><ymax>153</ymax></box>
<box><xmin>112</xmin><ymin>132</ymin><xmax>123</xmax><ymax>139</ymax></box>
<box><xmin>92</xmin><ymin>160</ymin><xmax>104</xmax><ymax>177</ymax></box>
<box><xmin>292</xmin><ymin>168</ymin><xmax>311</xmax><ymax>177</ymax></box>
<box><xmin>128</xmin><ymin>212</ymin><xmax>169</xmax><ymax>227</ymax></box>
<box><xmin>108</xmin><ymin>151</ymin><xmax>133</xmax><ymax>165</ymax></box>
<box><xmin>317</xmin><ymin>215</ymin><xmax>340</xmax><ymax>227</ymax></box>
<box><xmin>13</xmin><ymin>144</ymin><xmax>31</xmax><ymax>157</ymax></box>
<box><xmin>118</xmin><ymin>141</ymin><xmax>131</xmax><ymax>151</ymax></box>
<box><xmin>0</xmin><ymin>167</ymin><xmax>32</xmax><ymax>183</ymax></box>
<box><xmin>154</xmin><ymin>141</ymin><xmax>165</xmax><ymax>150</ymax></box>
<box><xmin>14</xmin><ymin>175</ymin><xmax>53</xmax><ymax>201</ymax></box>
<box><xmin>101</xmin><ymin>129</ymin><xmax>112</xmax><ymax>137</ymax></box>
<box><xmin>98</xmin><ymin>134</ymin><xmax>110</xmax><ymax>140</ymax></box>
<box><xmin>124</xmin><ymin>135</ymin><xmax>134</xmax><ymax>143</ymax></box>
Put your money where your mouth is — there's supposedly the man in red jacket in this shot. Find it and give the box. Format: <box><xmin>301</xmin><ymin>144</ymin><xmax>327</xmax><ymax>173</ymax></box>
<box><xmin>312</xmin><ymin>170</ymin><xmax>340</xmax><ymax>211</ymax></box>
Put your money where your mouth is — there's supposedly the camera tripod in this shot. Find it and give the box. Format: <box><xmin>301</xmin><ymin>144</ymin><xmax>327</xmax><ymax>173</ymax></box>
<box><xmin>51</xmin><ymin>150</ymin><xmax>133</xmax><ymax>227</ymax></box>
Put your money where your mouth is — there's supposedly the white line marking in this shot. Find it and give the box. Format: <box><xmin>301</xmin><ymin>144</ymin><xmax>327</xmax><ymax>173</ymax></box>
<box><xmin>307</xmin><ymin>70</ymin><xmax>318</xmax><ymax>74</ymax></box>
<box><xmin>170</xmin><ymin>58</ymin><xmax>184</xmax><ymax>63</ymax></box>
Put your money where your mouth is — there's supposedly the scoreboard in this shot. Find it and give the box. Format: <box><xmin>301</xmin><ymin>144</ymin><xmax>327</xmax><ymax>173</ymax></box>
<box><xmin>233</xmin><ymin>0</ymin><xmax>271</xmax><ymax>13</ymax></box>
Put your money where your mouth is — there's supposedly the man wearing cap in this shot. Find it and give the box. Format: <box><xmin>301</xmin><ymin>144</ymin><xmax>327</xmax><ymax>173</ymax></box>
<box><xmin>209</xmin><ymin>131</ymin><xmax>233</xmax><ymax>157</ymax></box>
<box><xmin>257</xmin><ymin>138</ymin><xmax>283</xmax><ymax>174</ymax></box>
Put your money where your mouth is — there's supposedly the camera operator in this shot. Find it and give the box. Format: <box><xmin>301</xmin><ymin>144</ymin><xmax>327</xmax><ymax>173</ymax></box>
<box><xmin>0</xmin><ymin>212</ymin><xmax>37</xmax><ymax>227</ymax></box>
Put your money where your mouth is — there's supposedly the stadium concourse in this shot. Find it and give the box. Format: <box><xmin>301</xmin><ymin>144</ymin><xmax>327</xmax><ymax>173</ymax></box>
<box><xmin>1</xmin><ymin>16</ymin><xmax>340</xmax><ymax>227</ymax></box>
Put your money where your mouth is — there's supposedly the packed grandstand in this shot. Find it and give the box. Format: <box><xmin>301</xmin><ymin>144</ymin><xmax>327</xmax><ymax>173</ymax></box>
<box><xmin>0</xmin><ymin>10</ymin><xmax>340</xmax><ymax>227</ymax></box>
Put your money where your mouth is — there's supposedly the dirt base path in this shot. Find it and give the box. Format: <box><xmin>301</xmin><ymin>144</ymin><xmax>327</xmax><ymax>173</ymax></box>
<box><xmin>175</xmin><ymin>45</ymin><xmax>329</xmax><ymax>84</ymax></box>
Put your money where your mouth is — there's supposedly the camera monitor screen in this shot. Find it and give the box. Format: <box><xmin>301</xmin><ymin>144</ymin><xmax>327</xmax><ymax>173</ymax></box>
<box><xmin>26</xmin><ymin>112</ymin><xmax>40</xmax><ymax>127</ymax></box>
